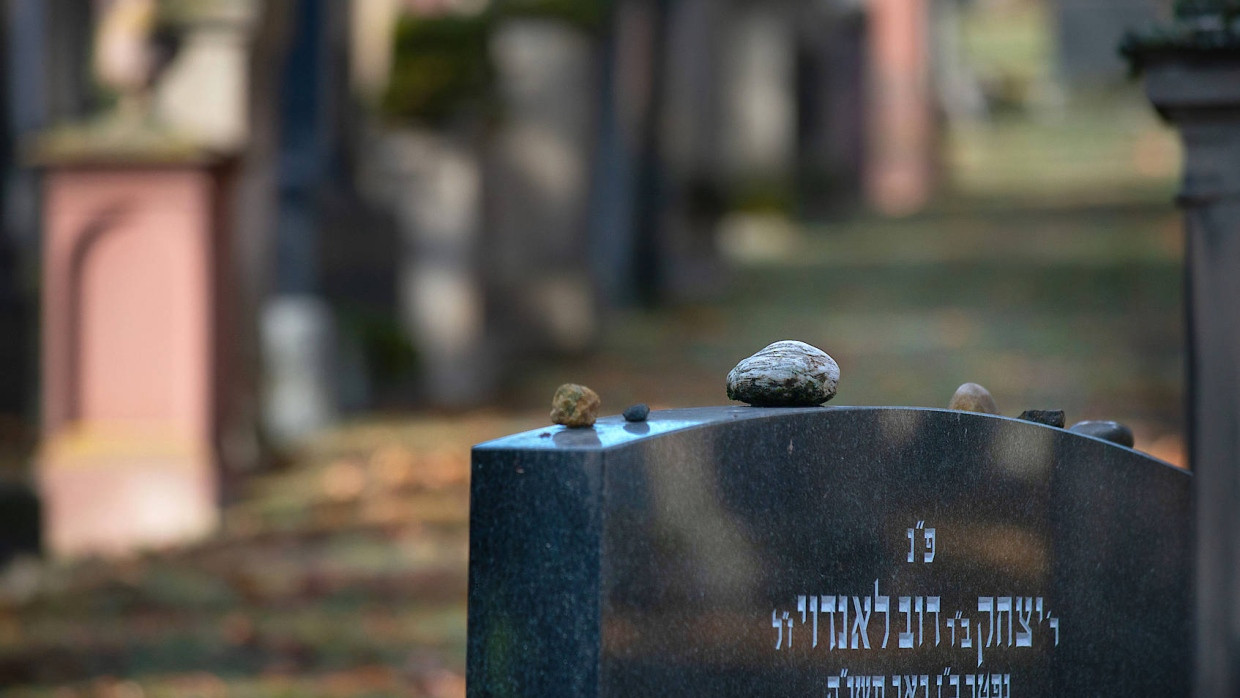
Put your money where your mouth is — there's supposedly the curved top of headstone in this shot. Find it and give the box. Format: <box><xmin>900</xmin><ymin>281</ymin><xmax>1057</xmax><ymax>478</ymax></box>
<box><xmin>474</xmin><ymin>405</ymin><xmax>1182</xmax><ymax>470</ymax></box>
<box><xmin>469</xmin><ymin>405</ymin><xmax>1190</xmax><ymax>695</ymax></box>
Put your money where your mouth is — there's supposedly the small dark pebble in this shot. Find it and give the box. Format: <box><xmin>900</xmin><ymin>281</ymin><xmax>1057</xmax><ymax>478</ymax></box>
<box><xmin>1018</xmin><ymin>410</ymin><xmax>1065</xmax><ymax>428</ymax></box>
<box><xmin>623</xmin><ymin>404</ymin><xmax>650</xmax><ymax>422</ymax></box>
<box><xmin>1069</xmin><ymin>420</ymin><xmax>1135</xmax><ymax>448</ymax></box>
<box><xmin>539</xmin><ymin>432</ymin><xmax>552</xmax><ymax>438</ymax></box>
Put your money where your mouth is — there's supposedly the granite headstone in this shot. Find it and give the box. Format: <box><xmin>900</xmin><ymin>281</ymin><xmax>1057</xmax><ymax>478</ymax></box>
<box><xmin>468</xmin><ymin>407</ymin><xmax>1190</xmax><ymax>696</ymax></box>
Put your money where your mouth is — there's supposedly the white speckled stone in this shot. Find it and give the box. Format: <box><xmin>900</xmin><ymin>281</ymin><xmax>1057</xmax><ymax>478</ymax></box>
<box><xmin>726</xmin><ymin>340</ymin><xmax>840</xmax><ymax>407</ymax></box>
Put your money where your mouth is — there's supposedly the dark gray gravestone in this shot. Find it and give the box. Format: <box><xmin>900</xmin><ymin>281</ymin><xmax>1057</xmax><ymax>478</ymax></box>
<box><xmin>468</xmin><ymin>407</ymin><xmax>1190</xmax><ymax>696</ymax></box>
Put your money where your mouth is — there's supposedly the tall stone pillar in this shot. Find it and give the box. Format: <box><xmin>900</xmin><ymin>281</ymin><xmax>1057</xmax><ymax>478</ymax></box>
<box><xmin>866</xmin><ymin>0</ymin><xmax>933</xmax><ymax>216</ymax></box>
<box><xmin>1131</xmin><ymin>22</ymin><xmax>1240</xmax><ymax>696</ymax></box>
<box><xmin>262</xmin><ymin>0</ymin><xmax>345</xmax><ymax>442</ymax></box>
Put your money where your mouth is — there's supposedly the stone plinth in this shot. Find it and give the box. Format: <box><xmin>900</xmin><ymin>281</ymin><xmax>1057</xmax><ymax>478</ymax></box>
<box><xmin>37</xmin><ymin>154</ymin><xmax>234</xmax><ymax>556</ymax></box>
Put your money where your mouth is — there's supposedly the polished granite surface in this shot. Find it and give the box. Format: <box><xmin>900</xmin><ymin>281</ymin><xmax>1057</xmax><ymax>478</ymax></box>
<box><xmin>468</xmin><ymin>407</ymin><xmax>1190</xmax><ymax>696</ymax></box>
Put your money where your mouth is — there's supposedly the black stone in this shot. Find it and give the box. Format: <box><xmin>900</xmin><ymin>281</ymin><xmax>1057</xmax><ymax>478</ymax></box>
<box><xmin>1068</xmin><ymin>420</ymin><xmax>1135</xmax><ymax>449</ymax></box>
<box><xmin>1018</xmin><ymin>410</ymin><xmax>1066</xmax><ymax>428</ymax></box>
<box><xmin>622</xmin><ymin>404</ymin><xmax>650</xmax><ymax>422</ymax></box>
<box><xmin>468</xmin><ymin>407</ymin><xmax>1189</xmax><ymax>696</ymax></box>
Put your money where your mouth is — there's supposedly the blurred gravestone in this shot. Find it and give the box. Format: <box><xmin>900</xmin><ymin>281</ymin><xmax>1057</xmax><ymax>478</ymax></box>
<box><xmin>36</xmin><ymin>152</ymin><xmax>237</xmax><ymax>556</ymax></box>
<box><xmin>487</xmin><ymin>16</ymin><xmax>599</xmax><ymax>353</ymax></box>
<box><xmin>1053</xmin><ymin>0</ymin><xmax>1165</xmax><ymax>86</ymax></box>
<box><xmin>468</xmin><ymin>407</ymin><xmax>1189</xmax><ymax>696</ymax></box>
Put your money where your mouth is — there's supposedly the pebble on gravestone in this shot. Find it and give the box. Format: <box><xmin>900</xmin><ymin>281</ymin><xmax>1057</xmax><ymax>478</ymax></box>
<box><xmin>622</xmin><ymin>404</ymin><xmax>650</xmax><ymax>422</ymax></box>
<box><xmin>551</xmin><ymin>383</ymin><xmax>601</xmax><ymax>428</ymax></box>
<box><xmin>1019</xmin><ymin>410</ymin><xmax>1066</xmax><ymax>428</ymax></box>
<box><xmin>1069</xmin><ymin>420</ymin><xmax>1135</xmax><ymax>448</ymax></box>
<box><xmin>948</xmin><ymin>382</ymin><xmax>998</xmax><ymax>414</ymax></box>
<box><xmin>725</xmin><ymin>340</ymin><xmax>839</xmax><ymax>407</ymax></box>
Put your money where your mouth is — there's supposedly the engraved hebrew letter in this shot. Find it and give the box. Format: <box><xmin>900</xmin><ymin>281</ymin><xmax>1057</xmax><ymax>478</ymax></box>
<box><xmin>927</xmin><ymin>596</ymin><xmax>942</xmax><ymax>645</ymax></box>
<box><xmin>800</xmin><ymin>595</ymin><xmax>820</xmax><ymax>647</ymax></box>
<box><xmin>772</xmin><ymin>609</ymin><xmax>783</xmax><ymax>650</ymax></box>
<box><xmin>1015</xmin><ymin>597</ymin><xmax>1033</xmax><ymax>647</ymax></box>
<box><xmin>823</xmin><ymin>596</ymin><xmax>838</xmax><ymax>650</ymax></box>
<box><xmin>874</xmin><ymin>580</ymin><xmax>891</xmax><ymax>649</ymax></box>
<box><xmin>899</xmin><ymin>597</ymin><xmax>914</xmax><ymax>648</ymax></box>
<box><xmin>915</xmin><ymin>596</ymin><xmax>925</xmax><ymax>647</ymax></box>
<box><xmin>924</xmin><ymin>527</ymin><xmax>936</xmax><ymax>563</ymax></box>
<box><xmin>996</xmin><ymin>597</ymin><xmax>1012</xmax><ymax>647</ymax></box>
<box><xmin>837</xmin><ymin>596</ymin><xmax>849</xmax><ymax>650</ymax></box>
<box><xmin>852</xmin><ymin>595</ymin><xmax>873</xmax><ymax>649</ymax></box>
<box><xmin>978</xmin><ymin>597</ymin><xmax>995</xmax><ymax>647</ymax></box>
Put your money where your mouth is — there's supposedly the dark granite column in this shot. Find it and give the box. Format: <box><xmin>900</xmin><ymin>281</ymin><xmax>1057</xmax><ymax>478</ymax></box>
<box><xmin>1129</xmin><ymin>20</ymin><xmax>1240</xmax><ymax>695</ymax></box>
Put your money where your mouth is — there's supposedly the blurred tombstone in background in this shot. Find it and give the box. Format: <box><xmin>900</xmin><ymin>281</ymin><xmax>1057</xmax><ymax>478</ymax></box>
<box><xmin>586</xmin><ymin>0</ymin><xmax>644</xmax><ymax>307</ymax></box>
<box><xmin>1054</xmin><ymin>0</ymin><xmax>1167</xmax><ymax>87</ymax></box>
<box><xmin>261</xmin><ymin>0</ymin><xmax>345</xmax><ymax>442</ymax></box>
<box><xmin>795</xmin><ymin>0</ymin><xmax>867</xmax><ymax>217</ymax></box>
<box><xmin>363</xmin><ymin>5</ymin><xmax>495</xmax><ymax>407</ymax></box>
<box><xmin>866</xmin><ymin>0</ymin><xmax>935</xmax><ymax>216</ymax></box>
<box><xmin>486</xmin><ymin>3</ymin><xmax>601</xmax><ymax>356</ymax></box>
<box><xmin>655</xmin><ymin>0</ymin><xmax>728</xmax><ymax>302</ymax></box>
<box><xmin>37</xmin><ymin>154</ymin><xmax>235</xmax><ymax>556</ymax></box>
<box><xmin>32</xmin><ymin>0</ymin><xmax>262</xmax><ymax>556</ymax></box>
<box><xmin>720</xmin><ymin>1</ymin><xmax>796</xmax><ymax>196</ymax></box>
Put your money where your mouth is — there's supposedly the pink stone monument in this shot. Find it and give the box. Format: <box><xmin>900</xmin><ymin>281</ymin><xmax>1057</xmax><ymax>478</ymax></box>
<box><xmin>37</xmin><ymin>154</ymin><xmax>235</xmax><ymax>556</ymax></box>
<box><xmin>867</xmin><ymin>0</ymin><xmax>934</xmax><ymax>216</ymax></box>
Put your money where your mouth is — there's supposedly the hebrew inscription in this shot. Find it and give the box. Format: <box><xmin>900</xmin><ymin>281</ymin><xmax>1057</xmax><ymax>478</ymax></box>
<box><xmin>768</xmin><ymin>522</ymin><xmax>1060</xmax><ymax>697</ymax></box>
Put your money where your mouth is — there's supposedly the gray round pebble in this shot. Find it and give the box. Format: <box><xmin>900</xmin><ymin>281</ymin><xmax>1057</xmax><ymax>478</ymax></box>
<box><xmin>1069</xmin><ymin>420</ymin><xmax>1135</xmax><ymax>448</ymax></box>
<box><xmin>623</xmin><ymin>403</ymin><xmax>650</xmax><ymax>422</ymax></box>
<box><xmin>726</xmin><ymin>340</ymin><xmax>840</xmax><ymax>407</ymax></box>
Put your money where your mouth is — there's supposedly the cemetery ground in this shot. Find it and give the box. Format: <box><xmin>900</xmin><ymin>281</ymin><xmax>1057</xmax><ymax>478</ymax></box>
<box><xmin>0</xmin><ymin>99</ymin><xmax>1185</xmax><ymax>697</ymax></box>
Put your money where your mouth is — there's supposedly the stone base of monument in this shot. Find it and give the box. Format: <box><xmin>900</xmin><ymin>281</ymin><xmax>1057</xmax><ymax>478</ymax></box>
<box><xmin>38</xmin><ymin>426</ymin><xmax>217</xmax><ymax>556</ymax></box>
<box><xmin>468</xmin><ymin>406</ymin><xmax>1189</xmax><ymax>696</ymax></box>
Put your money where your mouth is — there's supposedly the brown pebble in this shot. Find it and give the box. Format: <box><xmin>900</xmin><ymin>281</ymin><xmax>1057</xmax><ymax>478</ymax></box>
<box><xmin>550</xmin><ymin>383</ymin><xmax>601</xmax><ymax>428</ymax></box>
<box><xmin>948</xmin><ymin>382</ymin><xmax>998</xmax><ymax>415</ymax></box>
